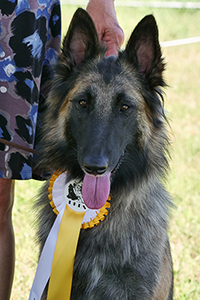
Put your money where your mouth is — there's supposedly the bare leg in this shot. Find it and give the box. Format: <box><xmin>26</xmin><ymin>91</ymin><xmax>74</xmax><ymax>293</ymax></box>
<box><xmin>0</xmin><ymin>178</ymin><xmax>15</xmax><ymax>300</ymax></box>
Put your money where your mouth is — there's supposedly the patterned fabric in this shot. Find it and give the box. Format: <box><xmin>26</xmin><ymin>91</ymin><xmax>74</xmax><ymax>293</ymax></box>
<box><xmin>0</xmin><ymin>0</ymin><xmax>61</xmax><ymax>179</ymax></box>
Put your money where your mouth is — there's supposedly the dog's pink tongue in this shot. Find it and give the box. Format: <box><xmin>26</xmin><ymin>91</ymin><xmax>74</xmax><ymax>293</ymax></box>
<box><xmin>82</xmin><ymin>173</ymin><xmax>111</xmax><ymax>209</ymax></box>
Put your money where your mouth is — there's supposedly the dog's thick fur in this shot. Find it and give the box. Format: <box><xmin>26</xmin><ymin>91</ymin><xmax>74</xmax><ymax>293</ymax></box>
<box><xmin>37</xmin><ymin>8</ymin><xmax>173</xmax><ymax>300</ymax></box>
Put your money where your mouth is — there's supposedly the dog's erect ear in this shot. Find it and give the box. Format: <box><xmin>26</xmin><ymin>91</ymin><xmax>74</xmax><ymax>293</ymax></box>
<box><xmin>125</xmin><ymin>15</ymin><xmax>163</xmax><ymax>79</ymax></box>
<box><xmin>61</xmin><ymin>8</ymin><xmax>101</xmax><ymax>66</ymax></box>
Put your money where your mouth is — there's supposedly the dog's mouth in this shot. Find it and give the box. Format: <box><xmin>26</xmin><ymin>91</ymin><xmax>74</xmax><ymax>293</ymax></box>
<box><xmin>81</xmin><ymin>151</ymin><xmax>125</xmax><ymax>210</ymax></box>
<box><xmin>111</xmin><ymin>150</ymin><xmax>125</xmax><ymax>175</ymax></box>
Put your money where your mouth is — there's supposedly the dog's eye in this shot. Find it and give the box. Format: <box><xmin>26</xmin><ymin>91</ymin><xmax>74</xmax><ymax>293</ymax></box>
<box><xmin>120</xmin><ymin>104</ymin><xmax>129</xmax><ymax>112</ymax></box>
<box><xmin>79</xmin><ymin>100</ymin><xmax>87</xmax><ymax>108</ymax></box>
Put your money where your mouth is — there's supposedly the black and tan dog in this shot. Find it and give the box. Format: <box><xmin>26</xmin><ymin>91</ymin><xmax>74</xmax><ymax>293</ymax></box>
<box><xmin>37</xmin><ymin>8</ymin><xmax>173</xmax><ymax>299</ymax></box>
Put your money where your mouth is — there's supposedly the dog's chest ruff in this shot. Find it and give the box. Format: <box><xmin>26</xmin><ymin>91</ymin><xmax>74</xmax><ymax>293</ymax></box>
<box><xmin>29</xmin><ymin>171</ymin><xmax>110</xmax><ymax>300</ymax></box>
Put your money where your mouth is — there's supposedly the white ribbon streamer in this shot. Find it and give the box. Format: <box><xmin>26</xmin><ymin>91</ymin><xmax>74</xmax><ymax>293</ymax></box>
<box><xmin>29</xmin><ymin>202</ymin><xmax>66</xmax><ymax>300</ymax></box>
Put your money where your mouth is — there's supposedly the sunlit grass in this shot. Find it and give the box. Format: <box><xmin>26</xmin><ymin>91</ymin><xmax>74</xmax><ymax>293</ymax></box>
<box><xmin>163</xmin><ymin>43</ymin><xmax>200</xmax><ymax>300</ymax></box>
<box><xmin>11</xmin><ymin>5</ymin><xmax>200</xmax><ymax>299</ymax></box>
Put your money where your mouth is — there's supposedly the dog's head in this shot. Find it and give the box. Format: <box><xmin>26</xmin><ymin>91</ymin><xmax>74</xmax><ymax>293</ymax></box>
<box><xmin>41</xmin><ymin>8</ymin><xmax>167</xmax><ymax>209</ymax></box>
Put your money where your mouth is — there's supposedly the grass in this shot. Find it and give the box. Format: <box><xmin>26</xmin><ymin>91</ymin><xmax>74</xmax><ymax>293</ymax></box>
<box><xmin>163</xmin><ymin>42</ymin><xmax>200</xmax><ymax>299</ymax></box>
<box><xmin>11</xmin><ymin>4</ymin><xmax>200</xmax><ymax>300</ymax></box>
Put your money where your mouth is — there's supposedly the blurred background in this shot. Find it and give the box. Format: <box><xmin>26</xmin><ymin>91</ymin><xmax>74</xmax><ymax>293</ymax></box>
<box><xmin>12</xmin><ymin>1</ymin><xmax>200</xmax><ymax>299</ymax></box>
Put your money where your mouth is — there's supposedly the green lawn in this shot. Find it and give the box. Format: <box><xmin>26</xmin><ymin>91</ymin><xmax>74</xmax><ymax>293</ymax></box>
<box><xmin>11</xmin><ymin>4</ymin><xmax>200</xmax><ymax>300</ymax></box>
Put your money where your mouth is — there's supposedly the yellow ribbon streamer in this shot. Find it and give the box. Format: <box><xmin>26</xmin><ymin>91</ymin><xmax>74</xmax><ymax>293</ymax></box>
<box><xmin>47</xmin><ymin>205</ymin><xmax>85</xmax><ymax>300</ymax></box>
<box><xmin>45</xmin><ymin>171</ymin><xmax>111</xmax><ymax>299</ymax></box>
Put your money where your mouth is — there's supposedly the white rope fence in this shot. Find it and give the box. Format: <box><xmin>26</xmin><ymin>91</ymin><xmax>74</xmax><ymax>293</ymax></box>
<box><xmin>61</xmin><ymin>1</ymin><xmax>200</xmax><ymax>9</ymax></box>
<box><xmin>115</xmin><ymin>1</ymin><xmax>200</xmax><ymax>9</ymax></box>
<box><xmin>161</xmin><ymin>36</ymin><xmax>200</xmax><ymax>47</ymax></box>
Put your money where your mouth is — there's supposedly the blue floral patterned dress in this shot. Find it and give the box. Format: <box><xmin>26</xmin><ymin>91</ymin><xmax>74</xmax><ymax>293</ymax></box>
<box><xmin>0</xmin><ymin>0</ymin><xmax>61</xmax><ymax>179</ymax></box>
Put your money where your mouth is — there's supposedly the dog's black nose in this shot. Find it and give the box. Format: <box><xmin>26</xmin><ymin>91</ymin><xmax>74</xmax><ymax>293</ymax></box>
<box><xmin>83</xmin><ymin>156</ymin><xmax>108</xmax><ymax>175</ymax></box>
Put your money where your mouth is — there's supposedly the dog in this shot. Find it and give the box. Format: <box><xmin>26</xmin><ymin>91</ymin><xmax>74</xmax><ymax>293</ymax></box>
<box><xmin>36</xmin><ymin>8</ymin><xmax>174</xmax><ymax>300</ymax></box>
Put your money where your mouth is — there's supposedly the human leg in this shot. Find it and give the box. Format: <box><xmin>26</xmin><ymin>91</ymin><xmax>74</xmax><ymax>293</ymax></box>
<box><xmin>0</xmin><ymin>179</ymin><xmax>15</xmax><ymax>300</ymax></box>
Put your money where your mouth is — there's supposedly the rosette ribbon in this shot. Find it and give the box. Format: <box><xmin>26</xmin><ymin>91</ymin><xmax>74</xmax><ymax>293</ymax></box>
<box><xmin>29</xmin><ymin>172</ymin><xmax>110</xmax><ymax>300</ymax></box>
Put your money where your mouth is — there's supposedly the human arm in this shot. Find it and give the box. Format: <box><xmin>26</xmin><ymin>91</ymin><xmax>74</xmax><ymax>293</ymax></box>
<box><xmin>86</xmin><ymin>0</ymin><xmax>124</xmax><ymax>57</ymax></box>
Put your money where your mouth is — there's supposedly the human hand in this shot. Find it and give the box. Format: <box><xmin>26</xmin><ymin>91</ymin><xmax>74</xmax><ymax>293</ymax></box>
<box><xmin>86</xmin><ymin>0</ymin><xmax>124</xmax><ymax>57</ymax></box>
